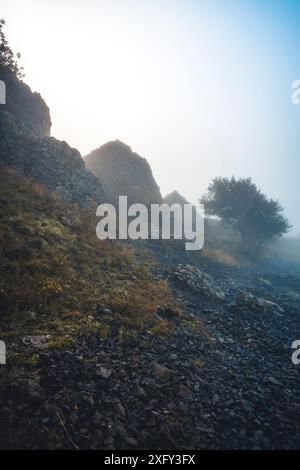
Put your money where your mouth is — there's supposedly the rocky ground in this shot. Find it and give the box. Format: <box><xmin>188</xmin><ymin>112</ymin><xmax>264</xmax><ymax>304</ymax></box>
<box><xmin>1</xmin><ymin>244</ymin><xmax>300</xmax><ymax>450</ymax></box>
<box><xmin>1</xmin><ymin>35</ymin><xmax>300</xmax><ymax>451</ymax></box>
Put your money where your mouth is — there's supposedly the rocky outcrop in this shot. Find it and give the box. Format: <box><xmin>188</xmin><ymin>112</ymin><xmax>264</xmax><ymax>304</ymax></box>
<box><xmin>164</xmin><ymin>190</ymin><xmax>190</xmax><ymax>206</ymax></box>
<box><xmin>0</xmin><ymin>66</ymin><xmax>51</xmax><ymax>138</ymax></box>
<box><xmin>0</xmin><ymin>69</ymin><xmax>104</xmax><ymax>207</ymax></box>
<box><xmin>173</xmin><ymin>264</ymin><xmax>227</xmax><ymax>300</ymax></box>
<box><xmin>84</xmin><ymin>140</ymin><xmax>163</xmax><ymax>206</ymax></box>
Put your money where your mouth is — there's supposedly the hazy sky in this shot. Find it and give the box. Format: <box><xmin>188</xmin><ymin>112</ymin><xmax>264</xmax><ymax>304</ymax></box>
<box><xmin>2</xmin><ymin>0</ymin><xmax>300</xmax><ymax>234</ymax></box>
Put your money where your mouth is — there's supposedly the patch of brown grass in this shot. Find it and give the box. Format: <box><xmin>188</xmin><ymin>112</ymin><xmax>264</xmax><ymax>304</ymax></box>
<box><xmin>0</xmin><ymin>169</ymin><xmax>181</xmax><ymax>343</ymax></box>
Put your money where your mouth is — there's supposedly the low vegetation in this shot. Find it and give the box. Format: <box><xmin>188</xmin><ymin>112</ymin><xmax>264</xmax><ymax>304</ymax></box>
<box><xmin>0</xmin><ymin>169</ymin><xmax>181</xmax><ymax>346</ymax></box>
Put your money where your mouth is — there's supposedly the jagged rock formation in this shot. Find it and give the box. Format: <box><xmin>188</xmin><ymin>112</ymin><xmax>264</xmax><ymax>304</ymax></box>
<box><xmin>0</xmin><ymin>67</ymin><xmax>104</xmax><ymax>206</ymax></box>
<box><xmin>84</xmin><ymin>140</ymin><xmax>163</xmax><ymax>206</ymax></box>
<box><xmin>0</xmin><ymin>66</ymin><xmax>51</xmax><ymax>138</ymax></box>
<box><xmin>164</xmin><ymin>190</ymin><xmax>190</xmax><ymax>206</ymax></box>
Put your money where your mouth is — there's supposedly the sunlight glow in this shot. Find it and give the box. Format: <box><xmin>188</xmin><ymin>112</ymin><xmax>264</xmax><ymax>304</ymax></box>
<box><xmin>1</xmin><ymin>0</ymin><xmax>299</xmax><ymax>234</ymax></box>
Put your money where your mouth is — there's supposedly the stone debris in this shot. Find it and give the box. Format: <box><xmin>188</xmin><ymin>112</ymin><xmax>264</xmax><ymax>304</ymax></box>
<box><xmin>173</xmin><ymin>264</ymin><xmax>227</xmax><ymax>300</ymax></box>
<box><xmin>22</xmin><ymin>335</ymin><xmax>52</xmax><ymax>349</ymax></box>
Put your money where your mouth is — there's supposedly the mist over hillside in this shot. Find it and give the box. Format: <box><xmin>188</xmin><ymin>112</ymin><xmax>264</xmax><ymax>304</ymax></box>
<box><xmin>0</xmin><ymin>10</ymin><xmax>300</xmax><ymax>456</ymax></box>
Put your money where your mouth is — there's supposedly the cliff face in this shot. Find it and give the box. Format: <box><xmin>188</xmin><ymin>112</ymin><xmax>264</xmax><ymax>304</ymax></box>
<box><xmin>84</xmin><ymin>140</ymin><xmax>163</xmax><ymax>206</ymax></box>
<box><xmin>0</xmin><ymin>66</ymin><xmax>51</xmax><ymax>138</ymax></box>
<box><xmin>0</xmin><ymin>67</ymin><xmax>104</xmax><ymax>207</ymax></box>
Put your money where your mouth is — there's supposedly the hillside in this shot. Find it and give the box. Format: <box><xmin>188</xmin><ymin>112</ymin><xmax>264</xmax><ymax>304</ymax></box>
<box><xmin>1</xmin><ymin>31</ymin><xmax>300</xmax><ymax>452</ymax></box>
<box><xmin>1</xmin><ymin>170</ymin><xmax>300</xmax><ymax>449</ymax></box>
<box><xmin>0</xmin><ymin>168</ymin><xmax>179</xmax><ymax>338</ymax></box>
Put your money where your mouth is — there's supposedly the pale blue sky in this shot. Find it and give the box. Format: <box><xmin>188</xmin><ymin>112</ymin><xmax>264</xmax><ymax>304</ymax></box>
<box><xmin>2</xmin><ymin>0</ymin><xmax>300</xmax><ymax>234</ymax></box>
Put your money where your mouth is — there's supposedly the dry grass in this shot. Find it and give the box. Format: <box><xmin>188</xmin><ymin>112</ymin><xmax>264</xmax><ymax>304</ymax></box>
<box><xmin>203</xmin><ymin>248</ymin><xmax>241</xmax><ymax>266</ymax></box>
<box><xmin>0</xmin><ymin>169</ymin><xmax>181</xmax><ymax>345</ymax></box>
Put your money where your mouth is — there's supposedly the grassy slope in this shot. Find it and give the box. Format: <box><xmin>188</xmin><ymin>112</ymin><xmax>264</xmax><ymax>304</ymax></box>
<box><xmin>0</xmin><ymin>169</ymin><xmax>181</xmax><ymax>354</ymax></box>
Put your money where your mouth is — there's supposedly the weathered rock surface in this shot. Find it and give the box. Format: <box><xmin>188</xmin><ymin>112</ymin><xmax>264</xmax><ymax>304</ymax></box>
<box><xmin>22</xmin><ymin>335</ymin><xmax>52</xmax><ymax>349</ymax></box>
<box><xmin>0</xmin><ymin>69</ymin><xmax>104</xmax><ymax>207</ymax></box>
<box><xmin>173</xmin><ymin>264</ymin><xmax>227</xmax><ymax>300</ymax></box>
<box><xmin>0</xmin><ymin>66</ymin><xmax>51</xmax><ymax>138</ymax></box>
<box><xmin>84</xmin><ymin>140</ymin><xmax>163</xmax><ymax>206</ymax></box>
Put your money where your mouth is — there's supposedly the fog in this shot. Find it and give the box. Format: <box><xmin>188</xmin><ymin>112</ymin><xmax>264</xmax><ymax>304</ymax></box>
<box><xmin>2</xmin><ymin>0</ymin><xmax>299</xmax><ymax>234</ymax></box>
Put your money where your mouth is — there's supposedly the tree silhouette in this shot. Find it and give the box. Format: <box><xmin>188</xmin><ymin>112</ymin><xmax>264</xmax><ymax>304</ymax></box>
<box><xmin>201</xmin><ymin>177</ymin><xmax>291</xmax><ymax>254</ymax></box>
<box><xmin>0</xmin><ymin>18</ymin><xmax>24</xmax><ymax>78</ymax></box>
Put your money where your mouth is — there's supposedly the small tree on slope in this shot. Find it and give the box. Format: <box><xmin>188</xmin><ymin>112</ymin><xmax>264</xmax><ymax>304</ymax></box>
<box><xmin>200</xmin><ymin>177</ymin><xmax>290</xmax><ymax>255</ymax></box>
